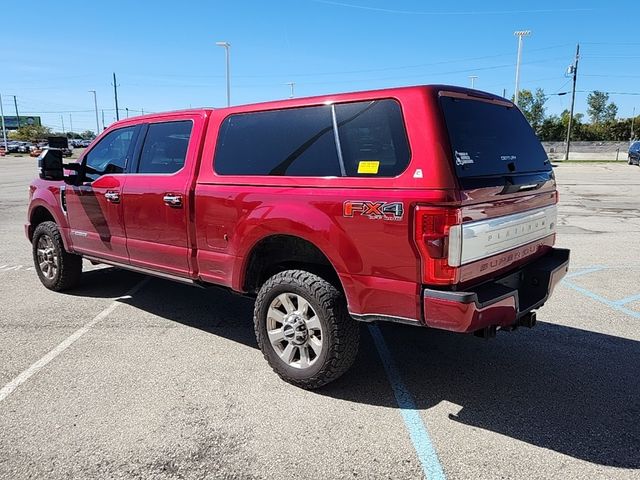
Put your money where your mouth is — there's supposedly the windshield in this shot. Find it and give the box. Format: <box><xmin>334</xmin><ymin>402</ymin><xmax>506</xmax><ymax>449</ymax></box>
<box><xmin>440</xmin><ymin>95</ymin><xmax>550</xmax><ymax>178</ymax></box>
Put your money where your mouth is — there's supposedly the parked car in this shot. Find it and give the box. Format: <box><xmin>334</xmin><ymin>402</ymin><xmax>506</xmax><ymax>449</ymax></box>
<box><xmin>17</xmin><ymin>142</ymin><xmax>33</xmax><ymax>153</ymax></box>
<box><xmin>629</xmin><ymin>141</ymin><xmax>640</xmax><ymax>165</ymax></box>
<box><xmin>27</xmin><ymin>85</ymin><xmax>569</xmax><ymax>388</ymax></box>
<box><xmin>5</xmin><ymin>141</ymin><xmax>21</xmax><ymax>153</ymax></box>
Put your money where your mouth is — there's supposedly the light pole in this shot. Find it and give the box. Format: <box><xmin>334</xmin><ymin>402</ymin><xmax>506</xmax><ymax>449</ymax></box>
<box><xmin>631</xmin><ymin>107</ymin><xmax>636</xmax><ymax>141</ymax></box>
<box><xmin>286</xmin><ymin>82</ymin><xmax>296</xmax><ymax>98</ymax></box>
<box><xmin>513</xmin><ymin>30</ymin><xmax>531</xmax><ymax>106</ymax></box>
<box><xmin>469</xmin><ymin>76</ymin><xmax>478</xmax><ymax>89</ymax></box>
<box><xmin>89</xmin><ymin>90</ymin><xmax>100</xmax><ymax>135</ymax></box>
<box><xmin>0</xmin><ymin>93</ymin><xmax>8</xmax><ymax>151</ymax></box>
<box><xmin>13</xmin><ymin>96</ymin><xmax>20</xmax><ymax>128</ymax></box>
<box><xmin>216</xmin><ymin>41</ymin><xmax>231</xmax><ymax>107</ymax></box>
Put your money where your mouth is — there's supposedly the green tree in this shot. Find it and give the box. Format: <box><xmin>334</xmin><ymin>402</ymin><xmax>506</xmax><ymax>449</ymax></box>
<box><xmin>514</xmin><ymin>88</ymin><xmax>547</xmax><ymax>132</ymax></box>
<box><xmin>8</xmin><ymin>125</ymin><xmax>52</xmax><ymax>142</ymax></box>
<box><xmin>538</xmin><ymin>115</ymin><xmax>565</xmax><ymax>141</ymax></box>
<box><xmin>587</xmin><ymin>91</ymin><xmax>618</xmax><ymax>124</ymax></box>
<box><xmin>79</xmin><ymin>130</ymin><xmax>96</xmax><ymax>140</ymax></box>
<box><xmin>603</xmin><ymin>103</ymin><xmax>618</xmax><ymax>122</ymax></box>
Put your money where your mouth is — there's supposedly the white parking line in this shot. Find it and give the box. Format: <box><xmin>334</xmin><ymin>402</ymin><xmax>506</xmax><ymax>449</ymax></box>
<box><xmin>0</xmin><ymin>278</ymin><xmax>148</xmax><ymax>404</ymax></box>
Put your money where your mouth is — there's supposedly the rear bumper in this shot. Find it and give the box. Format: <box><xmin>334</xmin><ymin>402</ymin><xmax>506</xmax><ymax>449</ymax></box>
<box><xmin>423</xmin><ymin>248</ymin><xmax>570</xmax><ymax>333</ymax></box>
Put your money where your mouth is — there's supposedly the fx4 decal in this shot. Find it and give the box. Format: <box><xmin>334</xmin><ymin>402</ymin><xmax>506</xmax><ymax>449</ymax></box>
<box><xmin>343</xmin><ymin>201</ymin><xmax>404</xmax><ymax>221</ymax></box>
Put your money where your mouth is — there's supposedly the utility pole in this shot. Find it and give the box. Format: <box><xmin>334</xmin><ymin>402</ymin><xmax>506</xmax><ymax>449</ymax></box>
<box><xmin>564</xmin><ymin>43</ymin><xmax>580</xmax><ymax>161</ymax></box>
<box><xmin>216</xmin><ymin>41</ymin><xmax>231</xmax><ymax>107</ymax></box>
<box><xmin>61</xmin><ymin>115</ymin><xmax>65</xmax><ymax>134</ymax></box>
<box><xmin>69</xmin><ymin>114</ymin><xmax>73</xmax><ymax>135</ymax></box>
<box><xmin>469</xmin><ymin>76</ymin><xmax>478</xmax><ymax>89</ymax></box>
<box><xmin>631</xmin><ymin>106</ymin><xmax>636</xmax><ymax>141</ymax></box>
<box><xmin>112</xmin><ymin>72</ymin><xmax>120</xmax><ymax>121</ymax></box>
<box><xmin>13</xmin><ymin>95</ymin><xmax>20</xmax><ymax>128</ymax></box>
<box><xmin>125</xmin><ymin>107</ymin><xmax>129</xmax><ymax>118</ymax></box>
<box><xmin>89</xmin><ymin>90</ymin><xmax>100</xmax><ymax>135</ymax></box>
<box><xmin>513</xmin><ymin>30</ymin><xmax>531</xmax><ymax>106</ymax></box>
<box><xmin>0</xmin><ymin>93</ymin><xmax>8</xmax><ymax>151</ymax></box>
<box><xmin>141</xmin><ymin>107</ymin><xmax>144</xmax><ymax>115</ymax></box>
<box><xmin>286</xmin><ymin>82</ymin><xmax>296</xmax><ymax>98</ymax></box>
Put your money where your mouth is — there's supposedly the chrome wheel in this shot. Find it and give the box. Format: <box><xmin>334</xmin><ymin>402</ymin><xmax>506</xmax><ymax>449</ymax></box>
<box><xmin>36</xmin><ymin>235</ymin><xmax>58</xmax><ymax>280</ymax></box>
<box><xmin>266</xmin><ymin>292</ymin><xmax>323</xmax><ymax>369</ymax></box>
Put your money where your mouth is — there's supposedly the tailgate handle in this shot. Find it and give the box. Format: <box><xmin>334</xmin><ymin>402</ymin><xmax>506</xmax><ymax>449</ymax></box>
<box><xmin>518</xmin><ymin>184</ymin><xmax>541</xmax><ymax>191</ymax></box>
<box><xmin>500</xmin><ymin>181</ymin><xmax>543</xmax><ymax>194</ymax></box>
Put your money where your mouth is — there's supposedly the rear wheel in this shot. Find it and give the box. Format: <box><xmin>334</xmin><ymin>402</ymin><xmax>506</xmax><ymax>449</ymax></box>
<box><xmin>32</xmin><ymin>221</ymin><xmax>82</xmax><ymax>291</ymax></box>
<box><xmin>254</xmin><ymin>270</ymin><xmax>359</xmax><ymax>389</ymax></box>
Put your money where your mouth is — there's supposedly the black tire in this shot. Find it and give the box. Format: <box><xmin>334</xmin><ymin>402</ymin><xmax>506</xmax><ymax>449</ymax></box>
<box><xmin>32</xmin><ymin>221</ymin><xmax>82</xmax><ymax>291</ymax></box>
<box><xmin>254</xmin><ymin>270</ymin><xmax>359</xmax><ymax>389</ymax></box>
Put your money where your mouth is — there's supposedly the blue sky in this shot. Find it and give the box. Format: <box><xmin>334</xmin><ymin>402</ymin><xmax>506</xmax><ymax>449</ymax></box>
<box><xmin>2</xmin><ymin>0</ymin><xmax>638</xmax><ymax>133</ymax></box>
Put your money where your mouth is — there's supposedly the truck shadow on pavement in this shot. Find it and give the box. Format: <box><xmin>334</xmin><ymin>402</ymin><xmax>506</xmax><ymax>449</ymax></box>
<box><xmin>330</xmin><ymin>322</ymin><xmax>640</xmax><ymax>469</ymax></box>
<box><xmin>70</xmin><ymin>267</ymin><xmax>639</xmax><ymax>469</ymax></box>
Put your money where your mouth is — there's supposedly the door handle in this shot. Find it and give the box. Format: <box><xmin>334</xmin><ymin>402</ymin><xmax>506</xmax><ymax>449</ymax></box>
<box><xmin>163</xmin><ymin>194</ymin><xmax>183</xmax><ymax>208</ymax></box>
<box><xmin>104</xmin><ymin>191</ymin><xmax>120</xmax><ymax>203</ymax></box>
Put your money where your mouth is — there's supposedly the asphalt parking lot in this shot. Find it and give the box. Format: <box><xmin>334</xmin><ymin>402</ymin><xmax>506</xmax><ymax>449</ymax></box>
<box><xmin>0</xmin><ymin>158</ymin><xmax>638</xmax><ymax>479</ymax></box>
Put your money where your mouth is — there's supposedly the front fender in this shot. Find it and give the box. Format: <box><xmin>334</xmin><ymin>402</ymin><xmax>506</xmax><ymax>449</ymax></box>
<box><xmin>27</xmin><ymin>181</ymin><xmax>71</xmax><ymax>250</ymax></box>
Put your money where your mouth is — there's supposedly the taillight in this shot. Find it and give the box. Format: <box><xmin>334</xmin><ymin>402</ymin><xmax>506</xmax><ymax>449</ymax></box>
<box><xmin>414</xmin><ymin>206</ymin><xmax>462</xmax><ymax>285</ymax></box>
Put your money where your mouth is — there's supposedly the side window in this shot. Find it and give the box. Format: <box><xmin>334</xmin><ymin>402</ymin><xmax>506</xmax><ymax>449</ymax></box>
<box><xmin>214</xmin><ymin>106</ymin><xmax>341</xmax><ymax>176</ymax></box>
<box><xmin>137</xmin><ymin>121</ymin><xmax>193</xmax><ymax>174</ymax></box>
<box><xmin>85</xmin><ymin>126</ymin><xmax>136</xmax><ymax>180</ymax></box>
<box><xmin>335</xmin><ymin>99</ymin><xmax>410</xmax><ymax>177</ymax></box>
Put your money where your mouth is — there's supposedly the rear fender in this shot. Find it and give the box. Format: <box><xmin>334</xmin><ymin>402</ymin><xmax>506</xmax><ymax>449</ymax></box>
<box><xmin>231</xmin><ymin>203</ymin><xmax>363</xmax><ymax>308</ymax></box>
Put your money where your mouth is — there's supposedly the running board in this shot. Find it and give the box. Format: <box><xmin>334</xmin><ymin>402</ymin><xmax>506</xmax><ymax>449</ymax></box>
<box><xmin>82</xmin><ymin>256</ymin><xmax>202</xmax><ymax>287</ymax></box>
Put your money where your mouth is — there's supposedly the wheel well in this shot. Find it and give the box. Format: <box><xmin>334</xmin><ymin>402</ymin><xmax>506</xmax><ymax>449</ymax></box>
<box><xmin>29</xmin><ymin>206</ymin><xmax>55</xmax><ymax>241</ymax></box>
<box><xmin>244</xmin><ymin>235</ymin><xmax>342</xmax><ymax>294</ymax></box>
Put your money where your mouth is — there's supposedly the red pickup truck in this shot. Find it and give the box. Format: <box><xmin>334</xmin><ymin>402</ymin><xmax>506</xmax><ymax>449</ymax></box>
<box><xmin>27</xmin><ymin>85</ymin><xmax>569</xmax><ymax>388</ymax></box>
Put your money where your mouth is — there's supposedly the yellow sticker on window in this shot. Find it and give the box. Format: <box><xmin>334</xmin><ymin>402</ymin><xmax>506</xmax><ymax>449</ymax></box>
<box><xmin>358</xmin><ymin>160</ymin><xmax>380</xmax><ymax>174</ymax></box>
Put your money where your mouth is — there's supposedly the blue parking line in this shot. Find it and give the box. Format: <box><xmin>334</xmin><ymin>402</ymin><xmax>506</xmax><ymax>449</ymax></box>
<box><xmin>613</xmin><ymin>293</ymin><xmax>640</xmax><ymax>306</ymax></box>
<box><xmin>561</xmin><ymin>280</ymin><xmax>640</xmax><ymax>319</ymax></box>
<box><xmin>368</xmin><ymin>324</ymin><xmax>446</xmax><ymax>480</ymax></box>
<box><xmin>564</xmin><ymin>265</ymin><xmax>606</xmax><ymax>279</ymax></box>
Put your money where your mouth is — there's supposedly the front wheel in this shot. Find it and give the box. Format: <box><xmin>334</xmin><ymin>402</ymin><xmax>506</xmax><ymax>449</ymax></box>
<box><xmin>254</xmin><ymin>270</ymin><xmax>359</xmax><ymax>389</ymax></box>
<box><xmin>32</xmin><ymin>221</ymin><xmax>82</xmax><ymax>291</ymax></box>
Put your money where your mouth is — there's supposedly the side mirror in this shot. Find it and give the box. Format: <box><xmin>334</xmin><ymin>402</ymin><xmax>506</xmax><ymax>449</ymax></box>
<box><xmin>38</xmin><ymin>149</ymin><xmax>64</xmax><ymax>181</ymax></box>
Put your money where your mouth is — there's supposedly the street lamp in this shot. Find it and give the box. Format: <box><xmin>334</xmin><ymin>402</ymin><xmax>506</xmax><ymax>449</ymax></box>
<box><xmin>286</xmin><ymin>82</ymin><xmax>295</xmax><ymax>98</ymax></box>
<box><xmin>216</xmin><ymin>41</ymin><xmax>231</xmax><ymax>107</ymax></box>
<box><xmin>469</xmin><ymin>76</ymin><xmax>478</xmax><ymax>89</ymax></box>
<box><xmin>88</xmin><ymin>90</ymin><xmax>100</xmax><ymax>134</ymax></box>
<box><xmin>513</xmin><ymin>30</ymin><xmax>531</xmax><ymax>106</ymax></box>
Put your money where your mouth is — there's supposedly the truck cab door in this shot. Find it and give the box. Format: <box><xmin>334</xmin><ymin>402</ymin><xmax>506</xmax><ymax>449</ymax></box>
<box><xmin>121</xmin><ymin>118</ymin><xmax>200</xmax><ymax>278</ymax></box>
<box><xmin>64</xmin><ymin>125</ymin><xmax>140</xmax><ymax>263</ymax></box>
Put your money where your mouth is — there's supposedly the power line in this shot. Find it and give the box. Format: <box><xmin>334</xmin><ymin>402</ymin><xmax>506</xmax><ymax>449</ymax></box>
<box><xmin>576</xmin><ymin>90</ymin><xmax>640</xmax><ymax>96</ymax></box>
<box><xmin>309</xmin><ymin>0</ymin><xmax>593</xmax><ymax>15</ymax></box>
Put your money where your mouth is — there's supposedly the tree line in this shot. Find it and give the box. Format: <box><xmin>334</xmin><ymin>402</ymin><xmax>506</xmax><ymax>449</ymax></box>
<box><xmin>518</xmin><ymin>89</ymin><xmax>638</xmax><ymax>142</ymax></box>
<box><xmin>8</xmin><ymin>125</ymin><xmax>96</xmax><ymax>142</ymax></box>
